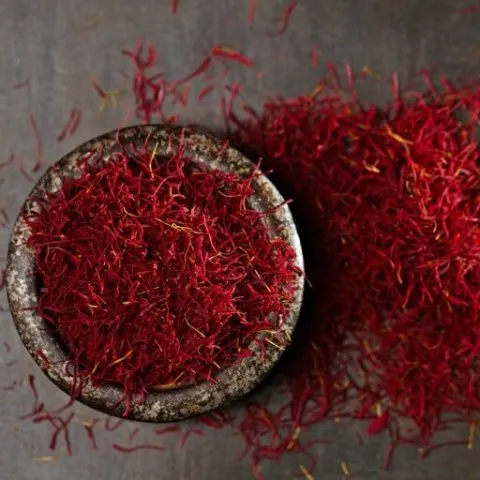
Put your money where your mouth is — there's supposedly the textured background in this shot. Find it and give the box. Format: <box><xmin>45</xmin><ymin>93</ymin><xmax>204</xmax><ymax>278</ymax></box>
<box><xmin>0</xmin><ymin>0</ymin><xmax>480</xmax><ymax>479</ymax></box>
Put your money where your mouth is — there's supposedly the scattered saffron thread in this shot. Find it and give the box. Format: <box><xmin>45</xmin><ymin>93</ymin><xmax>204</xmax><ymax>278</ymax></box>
<box><xmin>310</xmin><ymin>47</ymin><xmax>320</xmax><ymax>69</ymax></box>
<box><xmin>13</xmin><ymin>79</ymin><xmax>30</xmax><ymax>89</ymax></box>
<box><xmin>127</xmin><ymin>427</ymin><xmax>140</xmax><ymax>441</ymax></box>
<box><xmin>155</xmin><ymin>425</ymin><xmax>181</xmax><ymax>436</ymax></box>
<box><xmin>57</xmin><ymin>109</ymin><xmax>82</xmax><ymax>142</ymax></box>
<box><xmin>457</xmin><ymin>4</ymin><xmax>480</xmax><ymax>14</ymax></box>
<box><xmin>82</xmin><ymin>419</ymin><xmax>100</xmax><ymax>450</ymax></box>
<box><xmin>248</xmin><ymin>0</ymin><xmax>256</xmax><ymax>25</ymax></box>
<box><xmin>112</xmin><ymin>443</ymin><xmax>165</xmax><ymax>453</ymax></box>
<box><xmin>180</xmin><ymin>428</ymin><xmax>204</xmax><ymax>449</ymax></box>
<box><xmin>272</xmin><ymin>0</ymin><xmax>298</xmax><ymax>35</ymax></box>
<box><xmin>28</xmin><ymin>112</ymin><xmax>43</xmax><ymax>172</ymax></box>
<box><xmin>211</xmin><ymin>46</ymin><xmax>254</xmax><ymax>67</ymax></box>
<box><xmin>105</xmin><ymin>417</ymin><xmax>126</xmax><ymax>432</ymax></box>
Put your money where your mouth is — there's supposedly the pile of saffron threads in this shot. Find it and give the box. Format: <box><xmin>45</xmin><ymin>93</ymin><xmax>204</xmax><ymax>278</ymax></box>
<box><xmin>229</xmin><ymin>73</ymin><xmax>480</xmax><ymax>469</ymax></box>
<box><xmin>25</xmin><ymin>138</ymin><xmax>299</xmax><ymax>410</ymax></box>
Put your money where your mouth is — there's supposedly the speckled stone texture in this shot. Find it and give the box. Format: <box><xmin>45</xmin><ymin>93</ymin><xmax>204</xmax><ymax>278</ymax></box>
<box><xmin>5</xmin><ymin>124</ymin><xmax>304</xmax><ymax>422</ymax></box>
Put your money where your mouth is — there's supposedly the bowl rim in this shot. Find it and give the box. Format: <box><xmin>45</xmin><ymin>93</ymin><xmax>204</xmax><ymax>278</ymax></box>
<box><xmin>6</xmin><ymin>124</ymin><xmax>304</xmax><ymax>422</ymax></box>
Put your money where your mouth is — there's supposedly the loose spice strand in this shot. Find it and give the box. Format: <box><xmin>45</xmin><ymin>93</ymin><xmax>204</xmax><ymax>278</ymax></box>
<box><xmin>82</xmin><ymin>419</ymin><xmax>100</xmax><ymax>450</ymax></box>
<box><xmin>28</xmin><ymin>112</ymin><xmax>43</xmax><ymax>172</ymax></box>
<box><xmin>211</xmin><ymin>46</ymin><xmax>254</xmax><ymax>67</ymax></box>
<box><xmin>176</xmin><ymin>57</ymin><xmax>212</xmax><ymax>86</ymax></box>
<box><xmin>180</xmin><ymin>428</ymin><xmax>204</xmax><ymax>449</ymax></box>
<box><xmin>271</xmin><ymin>0</ymin><xmax>298</xmax><ymax>35</ymax></box>
<box><xmin>248</xmin><ymin>0</ymin><xmax>256</xmax><ymax>24</ymax></box>
<box><xmin>57</xmin><ymin>108</ymin><xmax>82</xmax><ymax>142</ymax></box>
<box><xmin>105</xmin><ymin>417</ymin><xmax>125</xmax><ymax>432</ymax></box>
<box><xmin>112</xmin><ymin>443</ymin><xmax>165</xmax><ymax>453</ymax></box>
<box><xmin>155</xmin><ymin>425</ymin><xmax>181</xmax><ymax>436</ymax></box>
<box><xmin>13</xmin><ymin>79</ymin><xmax>30</xmax><ymax>89</ymax></box>
<box><xmin>457</xmin><ymin>4</ymin><xmax>480</xmax><ymax>14</ymax></box>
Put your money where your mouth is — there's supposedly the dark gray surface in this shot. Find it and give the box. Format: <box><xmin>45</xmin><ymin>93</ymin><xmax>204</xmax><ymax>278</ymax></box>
<box><xmin>0</xmin><ymin>1</ymin><xmax>479</xmax><ymax>479</ymax></box>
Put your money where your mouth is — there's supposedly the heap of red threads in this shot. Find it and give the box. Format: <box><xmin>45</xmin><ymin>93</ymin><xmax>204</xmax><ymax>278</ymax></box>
<box><xmin>25</xmin><ymin>138</ymin><xmax>299</xmax><ymax>406</ymax></box>
<box><xmin>231</xmin><ymin>71</ymin><xmax>480</xmax><ymax>469</ymax></box>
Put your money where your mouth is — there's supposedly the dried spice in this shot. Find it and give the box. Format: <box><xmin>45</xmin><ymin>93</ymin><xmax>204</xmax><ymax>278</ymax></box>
<box><xmin>28</xmin><ymin>112</ymin><xmax>43</xmax><ymax>173</ymax></box>
<box><xmin>272</xmin><ymin>0</ymin><xmax>298</xmax><ymax>35</ymax></box>
<box><xmin>230</xmin><ymin>67</ymin><xmax>480</xmax><ymax>473</ymax></box>
<box><xmin>112</xmin><ymin>443</ymin><xmax>165</xmax><ymax>453</ymax></box>
<box><xmin>57</xmin><ymin>109</ymin><xmax>82</xmax><ymax>143</ymax></box>
<box><xmin>82</xmin><ymin>419</ymin><xmax>100</xmax><ymax>450</ymax></box>
<box><xmin>211</xmin><ymin>46</ymin><xmax>254</xmax><ymax>67</ymax></box>
<box><xmin>25</xmin><ymin>134</ymin><xmax>299</xmax><ymax>412</ymax></box>
<box><xmin>179</xmin><ymin>428</ymin><xmax>204</xmax><ymax>449</ymax></box>
<box><xmin>457</xmin><ymin>4</ymin><xmax>480</xmax><ymax>14</ymax></box>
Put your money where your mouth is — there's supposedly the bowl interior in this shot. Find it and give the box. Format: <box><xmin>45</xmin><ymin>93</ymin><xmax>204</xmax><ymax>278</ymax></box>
<box><xmin>6</xmin><ymin>124</ymin><xmax>304</xmax><ymax>422</ymax></box>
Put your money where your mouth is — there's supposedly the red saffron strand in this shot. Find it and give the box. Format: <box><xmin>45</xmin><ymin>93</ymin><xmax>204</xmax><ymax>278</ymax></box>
<box><xmin>34</xmin><ymin>412</ymin><xmax>75</xmax><ymax>456</ymax></box>
<box><xmin>457</xmin><ymin>4</ymin><xmax>480</xmax><ymax>14</ymax></box>
<box><xmin>20</xmin><ymin>375</ymin><xmax>44</xmax><ymax>419</ymax></box>
<box><xmin>105</xmin><ymin>417</ymin><xmax>126</xmax><ymax>432</ymax></box>
<box><xmin>0</xmin><ymin>154</ymin><xmax>15</xmax><ymax>169</ymax></box>
<box><xmin>28</xmin><ymin>112</ymin><xmax>43</xmax><ymax>172</ymax></box>
<box><xmin>82</xmin><ymin>419</ymin><xmax>100</xmax><ymax>450</ymax></box>
<box><xmin>16</xmin><ymin>154</ymin><xmax>34</xmax><ymax>181</ymax></box>
<box><xmin>127</xmin><ymin>427</ymin><xmax>140</xmax><ymax>441</ymax></box>
<box><xmin>112</xmin><ymin>443</ymin><xmax>165</xmax><ymax>453</ymax></box>
<box><xmin>211</xmin><ymin>46</ymin><xmax>254</xmax><ymax>67</ymax></box>
<box><xmin>180</xmin><ymin>429</ymin><xmax>204</xmax><ymax>449</ymax></box>
<box><xmin>272</xmin><ymin>0</ymin><xmax>298</xmax><ymax>35</ymax></box>
<box><xmin>1</xmin><ymin>380</ymin><xmax>18</xmax><ymax>391</ymax></box>
<box><xmin>155</xmin><ymin>425</ymin><xmax>181</xmax><ymax>436</ymax></box>
<box><xmin>310</xmin><ymin>46</ymin><xmax>320</xmax><ymax>69</ymax></box>
<box><xmin>197</xmin><ymin>84</ymin><xmax>215</xmax><ymax>102</ymax></box>
<box><xmin>175</xmin><ymin>56</ymin><xmax>212</xmax><ymax>86</ymax></box>
<box><xmin>57</xmin><ymin>109</ymin><xmax>82</xmax><ymax>142</ymax></box>
<box><xmin>50</xmin><ymin>413</ymin><xmax>74</xmax><ymax>456</ymax></box>
<box><xmin>367</xmin><ymin>410</ymin><xmax>390</xmax><ymax>436</ymax></box>
<box><xmin>248</xmin><ymin>0</ymin><xmax>256</xmax><ymax>25</ymax></box>
<box><xmin>91</xmin><ymin>80</ymin><xmax>107</xmax><ymax>99</ymax></box>
<box><xmin>0</xmin><ymin>208</ymin><xmax>8</xmax><ymax>228</ymax></box>
<box><xmin>419</xmin><ymin>440</ymin><xmax>469</xmax><ymax>459</ymax></box>
<box><xmin>13</xmin><ymin>79</ymin><xmax>30</xmax><ymax>89</ymax></box>
<box><xmin>198</xmin><ymin>413</ymin><xmax>232</xmax><ymax>429</ymax></box>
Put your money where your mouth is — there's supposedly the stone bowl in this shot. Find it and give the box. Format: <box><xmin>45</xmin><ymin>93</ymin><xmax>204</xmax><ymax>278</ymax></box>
<box><xmin>5</xmin><ymin>124</ymin><xmax>304</xmax><ymax>422</ymax></box>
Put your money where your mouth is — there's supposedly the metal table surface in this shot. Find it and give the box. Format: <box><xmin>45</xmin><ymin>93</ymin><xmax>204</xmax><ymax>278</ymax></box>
<box><xmin>0</xmin><ymin>1</ymin><xmax>479</xmax><ymax>479</ymax></box>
